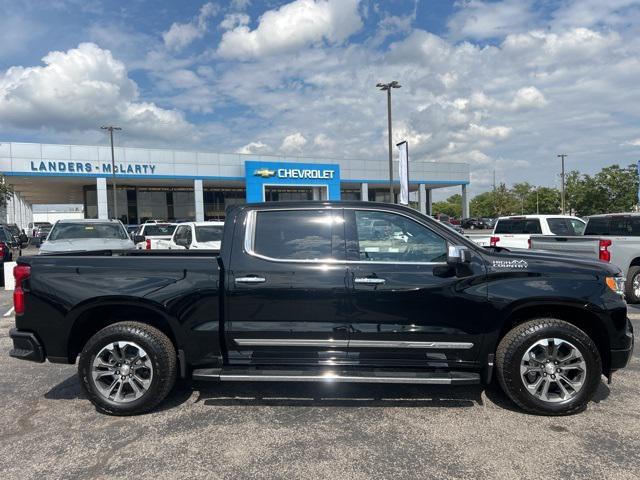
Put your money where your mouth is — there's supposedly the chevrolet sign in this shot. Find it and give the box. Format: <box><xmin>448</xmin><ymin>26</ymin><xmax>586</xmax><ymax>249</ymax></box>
<box><xmin>277</xmin><ymin>168</ymin><xmax>335</xmax><ymax>179</ymax></box>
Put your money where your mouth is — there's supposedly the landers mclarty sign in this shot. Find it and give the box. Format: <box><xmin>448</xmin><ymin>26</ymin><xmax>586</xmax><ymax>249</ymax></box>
<box><xmin>30</xmin><ymin>161</ymin><xmax>157</xmax><ymax>175</ymax></box>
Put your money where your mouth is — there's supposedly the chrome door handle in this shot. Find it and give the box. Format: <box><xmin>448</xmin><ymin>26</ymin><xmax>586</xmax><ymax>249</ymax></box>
<box><xmin>235</xmin><ymin>277</ymin><xmax>266</xmax><ymax>284</ymax></box>
<box><xmin>354</xmin><ymin>277</ymin><xmax>386</xmax><ymax>285</ymax></box>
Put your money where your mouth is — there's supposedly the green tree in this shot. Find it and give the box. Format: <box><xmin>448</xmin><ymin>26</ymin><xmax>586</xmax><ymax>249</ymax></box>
<box><xmin>493</xmin><ymin>183</ymin><xmax>518</xmax><ymax>216</ymax></box>
<box><xmin>433</xmin><ymin>194</ymin><xmax>462</xmax><ymax>218</ymax></box>
<box><xmin>470</xmin><ymin>191</ymin><xmax>495</xmax><ymax>217</ymax></box>
<box><xmin>0</xmin><ymin>176</ymin><xmax>13</xmax><ymax>207</ymax></box>
<box><xmin>511</xmin><ymin>182</ymin><xmax>533</xmax><ymax>214</ymax></box>
<box><xmin>594</xmin><ymin>164</ymin><xmax>638</xmax><ymax>213</ymax></box>
<box><xmin>525</xmin><ymin>186</ymin><xmax>560</xmax><ymax>214</ymax></box>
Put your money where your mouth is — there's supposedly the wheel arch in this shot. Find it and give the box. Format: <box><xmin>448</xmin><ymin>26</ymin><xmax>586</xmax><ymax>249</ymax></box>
<box><xmin>497</xmin><ymin>302</ymin><xmax>611</xmax><ymax>375</ymax></box>
<box><xmin>67</xmin><ymin>298</ymin><xmax>184</xmax><ymax>363</ymax></box>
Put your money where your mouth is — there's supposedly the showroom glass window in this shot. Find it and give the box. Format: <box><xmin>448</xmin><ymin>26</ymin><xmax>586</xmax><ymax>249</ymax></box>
<box><xmin>252</xmin><ymin>210</ymin><xmax>341</xmax><ymax>260</ymax></box>
<box><xmin>353</xmin><ymin>210</ymin><xmax>447</xmax><ymax>263</ymax></box>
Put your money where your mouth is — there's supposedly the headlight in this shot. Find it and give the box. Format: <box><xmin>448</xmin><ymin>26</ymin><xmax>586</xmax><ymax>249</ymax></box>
<box><xmin>605</xmin><ymin>276</ymin><xmax>626</xmax><ymax>297</ymax></box>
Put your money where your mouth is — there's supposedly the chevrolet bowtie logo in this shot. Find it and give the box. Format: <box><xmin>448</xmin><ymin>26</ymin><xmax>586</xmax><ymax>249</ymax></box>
<box><xmin>253</xmin><ymin>168</ymin><xmax>276</xmax><ymax>178</ymax></box>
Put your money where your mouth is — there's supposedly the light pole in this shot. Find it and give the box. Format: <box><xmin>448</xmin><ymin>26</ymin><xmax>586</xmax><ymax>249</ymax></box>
<box><xmin>377</xmin><ymin>81</ymin><xmax>401</xmax><ymax>203</ymax></box>
<box><xmin>558</xmin><ymin>153</ymin><xmax>567</xmax><ymax>215</ymax></box>
<box><xmin>101</xmin><ymin>126</ymin><xmax>122</xmax><ymax>220</ymax></box>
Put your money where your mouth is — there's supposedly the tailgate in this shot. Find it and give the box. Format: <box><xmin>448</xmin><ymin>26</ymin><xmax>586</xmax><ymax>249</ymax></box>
<box><xmin>529</xmin><ymin>235</ymin><xmax>600</xmax><ymax>258</ymax></box>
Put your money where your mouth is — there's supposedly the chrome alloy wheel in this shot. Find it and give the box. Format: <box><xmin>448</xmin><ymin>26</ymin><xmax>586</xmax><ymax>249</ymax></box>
<box><xmin>633</xmin><ymin>274</ymin><xmax>640</xmax><ymax>299</ymax></box>
<box><xmin>520</xmin><ymin>338</ymin><xmax>587</xmax><ymax>403</ymax></box>
<box><xmin>91</xmin><ymin>341</ymin><xmax>153</xmax><ymax>403</ymax></box>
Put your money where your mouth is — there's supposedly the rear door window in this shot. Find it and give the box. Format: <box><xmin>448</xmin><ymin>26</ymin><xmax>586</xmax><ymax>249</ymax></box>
<box><xmin>494</xmin><ymin>219</ymin><xmax>541</xmax><ymax>234</ymax></box>
<box><xmin>252</xmin><ymin>209</ymin><xmax>343</xmax><ymax>261</ymax></box>
<box><xmin>584</xmin><ymin>217</ymin><xmax>609</xmax><ymax>235</ymax></box>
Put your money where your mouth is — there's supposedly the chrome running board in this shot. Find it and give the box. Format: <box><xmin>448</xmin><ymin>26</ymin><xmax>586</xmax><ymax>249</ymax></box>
<box><xmin>192</xmin><ymin>368</ymin><xmax>480</xmax><ymax>385</ymax></box>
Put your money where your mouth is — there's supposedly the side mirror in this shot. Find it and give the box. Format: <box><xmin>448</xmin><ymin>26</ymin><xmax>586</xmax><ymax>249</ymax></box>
<box><xmin>447</xmin><ymin>245</ymin><xmax>471</xmax><ymax>264</ymax></box>
<box><xmin>133</xmin><ymin>235</ymin><xmax>146</xmax><ymax>244</ymax></box>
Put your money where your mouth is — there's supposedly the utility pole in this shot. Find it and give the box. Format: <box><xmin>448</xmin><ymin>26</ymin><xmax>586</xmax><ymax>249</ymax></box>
<box><xmin>558</xmin><ymin>154</ymin><xmax>567</xmax><ymax>215</ymax></box>
<box><xmin>377</xmin><ymin>81</ymin><xmax>401</xmax><ymax>203</ymax></box>
<box><xmin>101</xmin><ymin>126</ymin><xmax>122</xmax><ymax>221</ymax></box>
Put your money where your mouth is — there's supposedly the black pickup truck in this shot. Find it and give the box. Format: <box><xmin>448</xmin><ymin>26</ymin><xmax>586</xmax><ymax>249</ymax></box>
<box><xmin>9</xmin><ymin>202</ymin><xmax>634</xmax><ymax>416</ymax></box>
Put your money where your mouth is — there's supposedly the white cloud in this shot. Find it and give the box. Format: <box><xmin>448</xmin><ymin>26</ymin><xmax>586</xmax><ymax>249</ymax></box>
<box><xmin>217</xmin><ymin>0</ymin><xmax>362</xmax><ymax>59</ymax></box>
<box><xmin>448</xmin><ymin>0</ymin><xmax>538</xmax><ymax>40</ymax></box>
<box><xmin>163</xmin><ymin>2</ymin><xmax>219</xmax><ymax>52</ymax></box>
<box><xmin>231</xmin><ymin>0</ymin><xmax>251</xmax><ymax>10</ymax></box>
<box><xmin>313</xmin><ymin>133</ymin><xmax>335</xmax><ymax>148</ymax></box>
<box><xmin>0</xmin><ymin>43</ymin><xmax>192</xmax><ymax>140</ymax></box>
<box><xmin>280</xmin><ymin>132</ymin><xmax>307</xmax><ymax>152</ymax></box>
<box><xmin>236</xmin><ymin>141</ymin><xmax>270</xmax><ymax>154</ymax></box>
<box><xmin>624</xmin><ymin>138</ymin><xmax>640</xmax><ymax>147</ymax></box>
<box><xmin>510</xmin><ymin>86</ymin><xmax>547</xmax><ymax>110</ymax></box>
<box><xmin>220</xmin><ymin>13</ymin><xmax>250</xmax><ymax>31</ymax></box>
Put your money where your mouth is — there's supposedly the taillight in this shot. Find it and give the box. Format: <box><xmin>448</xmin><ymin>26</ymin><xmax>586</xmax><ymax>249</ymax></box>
<box><xmin>527</xmin><ymin>238</ymin><xmax>532</xmax><ymax>249</ymax></box>
<box><xmin>13</xmin><ymin>264</ymin><xmax>31</xmax><ymax>315</ymax></box>
<box><xmin>599</xmin><ymin>239</ymin><xmax>612</xmax><ymax>262</ymax></box>
<box><xmin>0</xmin><ymin>243</ymin><xmax>4</xmax><ymax>258</ymax></box>
<box><xmin>490</xmin><ymin>236</ymin><xmax>500</xmax><ymax>247</ymax></box>
<box><xmin>145</xmin><ymin>239</ymin><xmax>151</xmax><ymax>250</ymax></box>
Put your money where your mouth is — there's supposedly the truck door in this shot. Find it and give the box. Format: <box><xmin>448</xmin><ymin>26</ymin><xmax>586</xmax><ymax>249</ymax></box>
<box><xmin>344</xmin><ymin>208</ymin><xmax>487</xmax><ymax>368</ymax></box>
<box><xmin>225</xmin><ymin>207</ymin><xmax>350</xmax><ymax>366</ymax></box>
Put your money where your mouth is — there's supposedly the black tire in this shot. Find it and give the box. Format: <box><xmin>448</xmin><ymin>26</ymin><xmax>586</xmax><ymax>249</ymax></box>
<box><xmin>625</xmin><ymin>266</ymin><xmax>640</xmax><ymax>304</ymax></box>
<box><xmin>496</xmin><ymin>318</ymin><xmax>602</xmax><ymax>416</ymax></box>
<box><xmin>78</xmin><ymin>322</ymin><xmax>177</xmax><ymax>415</ymax></box>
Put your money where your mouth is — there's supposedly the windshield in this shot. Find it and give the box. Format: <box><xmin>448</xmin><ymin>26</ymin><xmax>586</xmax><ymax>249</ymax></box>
<box><xmin>195</xmin><ymin>225</ymin><xmax>224</xmax><ymax>243</ymax></box>
<box><xmin>143</xmin><ymin>224</ymin><xmax>176</xmax><ymax>236</ymax></box>
<box><xmin>49</xmin><ymin>223</ymin><xmax>128</xmax><ymax>241</ymax></box>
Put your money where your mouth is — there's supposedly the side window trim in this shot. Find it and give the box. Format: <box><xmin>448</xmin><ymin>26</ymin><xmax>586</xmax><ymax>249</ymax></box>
<box><xmin>243</xmin><ymin>207</ymin><xmax>453</xmax><ymax>265</ymax></box>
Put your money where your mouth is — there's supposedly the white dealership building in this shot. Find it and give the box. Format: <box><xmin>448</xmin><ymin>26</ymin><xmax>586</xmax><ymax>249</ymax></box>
<box><xmin>0</xmin><ymin>141</ymin><xmax>470</xmax><ymax>229</ymax></box>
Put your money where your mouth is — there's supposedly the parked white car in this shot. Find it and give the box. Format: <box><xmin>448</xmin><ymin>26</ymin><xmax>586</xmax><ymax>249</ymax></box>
<box><xmin>39</xmin><ymin>219</ymin><xmax>134</xmax><ymax>254</ymax></box>
<box><xmin>156</xmin><ymin>221</ymin><xmax>224</xmax><ymax>250</ymax></box>
<box><xmin>490</xmin><ymin>215</ymin><xmax>586</xmax><ymax>250</ymax></box>
<box><xmin>134</xmin><ymin>222</ymin><xmax>177</xmax><ymax>249</ymax></box>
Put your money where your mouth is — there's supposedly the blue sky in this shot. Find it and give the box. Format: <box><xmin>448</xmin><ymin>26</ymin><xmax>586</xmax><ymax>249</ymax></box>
<box><xmin>1</xmin><ymin>0</ymin><xmax>640</xmax><ymax>199</ymax></box>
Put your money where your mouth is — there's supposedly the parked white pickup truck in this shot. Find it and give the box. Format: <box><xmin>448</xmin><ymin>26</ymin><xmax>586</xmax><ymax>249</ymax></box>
<box><xmin>134</xmin><ymin>222</ymin><xmax>177</xmax><ymax>250</ymax></box>
<box><xmin>530</xmin><ymin>213</ymin><xmax>640</xmax><ymax>303</ymax></box>
<box><xmin>490</xmin><ymin>215</ymin><xmax>586</xmax><ymax>250</ymax></box>
<box><xmin>155</xmin><ymin>221</ymin><xmax>224</xmax><ymax>250</ymax></box>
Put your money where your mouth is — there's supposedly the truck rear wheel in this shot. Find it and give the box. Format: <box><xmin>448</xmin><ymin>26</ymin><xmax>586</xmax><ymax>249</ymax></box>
<box><xmin>496</xmin><ymin>318</ymin><xmax>602</xmax><ymax>415</ymax></box>
<box><xmin>78</xmin><ymin>322</ymin><xmax>177</xmax><ymax>415</ymax></box>
<box><xmin>625</xmin><ymin>266</ymin><xmax>640</xmax><ymax>304</ymax></box>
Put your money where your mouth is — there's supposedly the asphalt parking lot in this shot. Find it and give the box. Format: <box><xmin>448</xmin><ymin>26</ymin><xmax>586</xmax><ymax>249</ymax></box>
<box><xmin>1</xmin><ymin>290</ymin><xmax>639</xmax><ymax>480</ymax></box>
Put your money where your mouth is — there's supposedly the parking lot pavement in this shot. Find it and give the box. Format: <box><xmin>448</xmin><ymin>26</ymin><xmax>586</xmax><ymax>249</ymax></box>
<box><xmin>1</xmin><ymin>292</ymin><xmax>638</xmax><ymax>480</ymax></box>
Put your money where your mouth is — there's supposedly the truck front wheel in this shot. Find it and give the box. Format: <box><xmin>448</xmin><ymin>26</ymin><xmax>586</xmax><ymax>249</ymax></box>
<box><xmin>624</xmin><ymin>266</ymin><xmax>640</xmax><ymax>304</ymax></box>
<box><xmin>496</xmin><ymin>318</ymin><xmax>602</xmax><ymax>415</ymax></box>
<box><xmin>78</xmin><ymin>322</ymin><xmax>177</xmax><ymax>415</ymax></box>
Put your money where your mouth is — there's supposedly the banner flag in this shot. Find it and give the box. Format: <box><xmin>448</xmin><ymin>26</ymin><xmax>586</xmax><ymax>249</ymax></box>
<box><xmin>397</xmin><ymin>141</ymin><xmax>409</xmax><ymax>205</ymax></box>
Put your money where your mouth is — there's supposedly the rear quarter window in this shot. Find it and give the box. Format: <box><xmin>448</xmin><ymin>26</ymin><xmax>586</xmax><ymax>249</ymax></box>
<box><xmin>586</xmin><ymin>216</ymin><xmax>640</xmax><ymax>236</ymax></box>
<box><xmin>547</xmin><ymin>218</ymin><xmax>584</xmax><ymax>236</ymax></box>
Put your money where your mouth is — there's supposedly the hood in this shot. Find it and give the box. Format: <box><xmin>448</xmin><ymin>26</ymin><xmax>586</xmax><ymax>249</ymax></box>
<box><xmin>486</xmin><ymin>248</ymin><xmax>622</xmax><ymax>276</ymax></box>
<box><xmin>39</xmin><ymin>238</ymin><xmax>135</xmax><ymax>253</ymax></box>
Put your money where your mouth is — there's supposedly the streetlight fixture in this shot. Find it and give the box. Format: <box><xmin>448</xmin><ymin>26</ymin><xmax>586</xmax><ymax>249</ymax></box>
<box><xmin>377</xmin><ymin>81</ymin><xmax>401</xmax><ymax>202</ymax></box>
<box><xmin>101</xmin><ymin>126</ymin><xmax>122</xmax><ymax>221</ymax></box>
<box><xmin>558</xmin><ymin>154</ymin><xmax>567</xmax><ymax>214</ymax></box>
